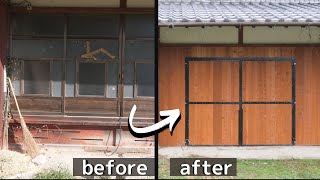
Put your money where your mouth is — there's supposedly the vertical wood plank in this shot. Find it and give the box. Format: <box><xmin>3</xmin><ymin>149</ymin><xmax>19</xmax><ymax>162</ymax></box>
<box><xmin>159</xmin><ymin>47</ymin><xmax>186</xmax><ymax>146</ymax></box>
<box><xmin>189</xmin><ymin>104</ymin><xmax>239</xmax><ymax>145</ymax></box>
<box><xmin>243</xmin><ymin>104</ymin><xmax>292</xmax><ymax>145</ymax></box>
<box><xmin>243</xmin><ymin>61</ymin><xmax>292</xmax><ymax>102</ymax></box>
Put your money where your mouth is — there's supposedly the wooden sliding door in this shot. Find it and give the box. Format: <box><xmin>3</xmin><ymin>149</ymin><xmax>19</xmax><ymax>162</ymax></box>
<box><xmin>10</xmin><ymin>14</ymin><xmax>154</xmax><ymax>118</ymax></box>
<box><xmin>185</xmin><ymin>57</ymin><xmax>295</xmax><ymax>146</ymax></box>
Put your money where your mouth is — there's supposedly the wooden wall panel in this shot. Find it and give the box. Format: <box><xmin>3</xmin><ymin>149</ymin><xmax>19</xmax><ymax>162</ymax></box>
<box><xmin>243</xmin><ymin>104</ymin><xmax>292</xmax><ymax>145</ymax></box>
<box><xmin>159</xmin><ymin>47</ymin><xmax>187</xmax><ymax>146</ymax></box>
<box><xmin>123</xmin><ymin>99</ymin><xmax>154</xmax><ymax>118</ymax></box>
<box><xmin>189</xmin><ymin>104</ymin><xmax>238</xmax><ymax>145</ymax></box>
<box><xmin>189</xmin><ymin>61</ymin><xmax>239</xmax><ymax>102</ymax></box>
<box><xmin>243</xmin><ymin>61</ymin><xmax>292</xmax><ymax>102</ymax></box>
<box><xmin>189</xmin><ymin>61</ymin><xmax>214</xmax><ymax>102</ymax></box>
<box><xmin>159</xmin><ymin>46</ymin><xmax>320</xmax><ymax>146</ymax></box>
<box><xmin>65</xmin><ymin>97</ymin><xmax>118</xmax><ymax>115</ymax></box>
<box><xmin>12</xmin><ymin>96</ymin><xmax>62</xmax><ymax>113</ymax></box>
<box><xmin>295</xmin><ymin>47</ymin><xmax>320</xmax><ymax>145</ymax></box>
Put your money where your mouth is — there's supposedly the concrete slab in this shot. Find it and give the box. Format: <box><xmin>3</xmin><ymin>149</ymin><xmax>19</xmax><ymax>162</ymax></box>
<box><xmin>159</xmin><ymin>146</ymin><xmax>320</xmax><ymax>159</ymax></box>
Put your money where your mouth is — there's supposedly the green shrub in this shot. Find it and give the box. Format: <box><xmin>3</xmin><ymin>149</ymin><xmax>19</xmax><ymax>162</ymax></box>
<box><xmin>34</xmin><ymin>167</ymin><xmax>73</xmax><ymax>179</ymax></box>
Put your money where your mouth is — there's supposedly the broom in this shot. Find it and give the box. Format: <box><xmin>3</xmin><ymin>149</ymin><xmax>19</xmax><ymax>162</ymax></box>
<box><xmin>7</xmin><ymin>78</ymin><xmax>40</xmax><ymax>158</ymax></box>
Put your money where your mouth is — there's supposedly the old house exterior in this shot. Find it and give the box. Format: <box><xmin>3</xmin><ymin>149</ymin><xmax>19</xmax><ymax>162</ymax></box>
<box><xmin>0</xmin><ymin>0</ymin><xmax>155</xmax><ymax>149</ymax></box>
<box><xmin>158</xmin><ymin>0</ymin><xmax>320</xmax><ymax>146</ymax></box>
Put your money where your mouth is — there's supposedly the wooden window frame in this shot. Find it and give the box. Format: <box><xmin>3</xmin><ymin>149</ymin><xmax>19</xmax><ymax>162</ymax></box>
<box><xmin>134</xmin><ymin>61</ymin><xmax>154</xmax><ymax>99</ymax></box>
<box><xmin>19</xmin><ymin>59</ymin><xmax>55</xmax><ymax>97</ymax></box>
<box><xmin>10</xmin><ymin>13</ymin><xmax>155</xmax><ymax>116</ymax></box>
<box><xmin>75</xmin><ymin>60</ymin><xmax>119</xmax><ymax>99</ymax></box>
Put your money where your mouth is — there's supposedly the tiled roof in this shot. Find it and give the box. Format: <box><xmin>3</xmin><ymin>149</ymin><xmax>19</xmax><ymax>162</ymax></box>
<box><xmin>158</xmin><ymin>0</ymin><xmax>320</xmax><ymax>26</ymax></box>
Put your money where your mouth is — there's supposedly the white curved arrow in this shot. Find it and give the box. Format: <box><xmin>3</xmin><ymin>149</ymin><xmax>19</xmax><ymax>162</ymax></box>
<box><xmin>129</xmin><ymin>104</ymin><xmax>181</xmax><ymax>134</ymax></box>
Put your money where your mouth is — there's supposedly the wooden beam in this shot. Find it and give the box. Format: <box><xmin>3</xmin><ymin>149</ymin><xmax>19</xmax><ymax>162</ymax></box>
<box><xmin>159</xmin><ymin>43</ymin><xmax>320</xmax><ymax>47</ymax></box>
<box><xmin>11</xmin><ymin>7</ymin><xmax>154</xmax><ymax>14</ymax></box>
<box><xmin>238</xmin><ymin>25</ymin><xmax>243</xmax><ymax>45</ymax></box>
<box><xmin>10</xmin><ymin>115</ymin><xmax>154</xmax><ymax>127</ymax></box>
<box><xmin>120</xmin><ymin>0</ymin><xmax>127</xmax><ymax>8</ymax></box>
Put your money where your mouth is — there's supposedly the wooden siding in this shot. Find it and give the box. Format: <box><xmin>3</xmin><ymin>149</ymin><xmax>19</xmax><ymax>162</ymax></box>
<box><xmin>189</xmin><ymin>61</ymin><xmax>239</xmax><ymax>102</ymax></box>
<box><xmin>159</xmin><ymin>46</ymin><xmax>320</xmax><ymax>146</ymax></box>
<box><xmin>189</xmin><ymin>104</ymin><xmax>239</xmax><ymax>145</ymax></box>
<box><xmin>243</xmin><ymin>104</ymin><xmax>292</xmax><ymax>145</ymax></box>
<box><xmin>65</xmin><ymin>97</ymin><xmax>118</xmax><ymax>116</ymax></box>
<box><xmin>158</xmin><ymin>47</ymin><xmax>187</xmax><ymax>146</ymax></box>
<box><xmin>243</xmin><ymin>61</ymin><xmax>292</xmax><ymax>102</ymax></box>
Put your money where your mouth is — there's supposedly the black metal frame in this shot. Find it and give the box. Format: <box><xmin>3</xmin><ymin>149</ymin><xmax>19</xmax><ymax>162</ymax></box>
<box><xmin>185</xmin><ymin>57</ymin><xmax>296</xmax><ymax>146</ymax></box>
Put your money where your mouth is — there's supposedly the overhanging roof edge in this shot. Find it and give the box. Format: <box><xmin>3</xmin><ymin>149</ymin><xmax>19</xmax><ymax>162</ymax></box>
<box><xmin>159</xmin><ymin>22</ymin><xmax>320</xmax><ymax>27</ymax></box>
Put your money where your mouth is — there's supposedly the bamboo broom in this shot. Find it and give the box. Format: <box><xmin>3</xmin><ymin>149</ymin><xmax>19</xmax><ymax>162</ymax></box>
<box><xmin>7</xmin><ymin>78</ymin><xmax>40</xmax><ymax>158</ymax></box>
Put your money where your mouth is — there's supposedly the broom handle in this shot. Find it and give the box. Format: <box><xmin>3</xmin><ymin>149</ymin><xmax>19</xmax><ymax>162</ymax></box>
<box><xmin>7</xmin><ymin>78</ymin><xmax>23</xmax><ymax>119</ymax></box>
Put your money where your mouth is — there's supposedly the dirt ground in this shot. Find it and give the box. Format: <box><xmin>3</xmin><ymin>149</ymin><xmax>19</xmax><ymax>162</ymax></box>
<box><xmin>0</xmin><ymin>150</ymin><xmax>36</xmax><ymax>178</ymax></box>
<box><xmin>0</xmin><ymin>145</ymin><xmax>154</xmax><ymax>179</ymax></box>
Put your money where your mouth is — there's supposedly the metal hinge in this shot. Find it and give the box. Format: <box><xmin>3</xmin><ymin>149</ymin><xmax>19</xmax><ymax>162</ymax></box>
<box><xmin>119</xmin><ymin>73</ymin><xmax>123</xmax><ymax>81</ymax></box>
<box><xmin>185</xmin><ymin>139</ymin><xmax>189</xmax><ymax>146</ymax></box>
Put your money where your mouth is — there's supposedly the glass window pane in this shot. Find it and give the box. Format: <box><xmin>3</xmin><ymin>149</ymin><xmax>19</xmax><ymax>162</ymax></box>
<box><xmin>125</xmin><ymin>15</ymin><xmax>154</xmax><ymax>37</ymax></box>
<box><xmin>52</xmin><ymin>61</ymin><xmax>62</xmax><ymax>97</ymax></box>
<box><xmin>125</xmin><ymin>41</ymin><xmax>154</xmax><ymax>61</ymax></box>
<box><xmin>137</xmin><ymin>63</ymin><xmax>154</xmax><ymax>97</ymax></box>
<box><xmin>68</xmin><ymin>15</ymin><xmax>119</xmax><ymax>37</ymax></box>
<box><xmin>67</xmin><ymin>40</ymin><xmax>119</xmax><ymax>60</ymax></box>
<box><xmin>124</xmin><ymin>63</ymin><xmax>134</xmax><ymax>98</ymax></box>
<box><xmin>11</xmin><ymin>60</ymin><xmax>22</xmax><ymax>96</ymax></box>
<box><xmin>107</xmin><ymin>62</ymin><xmax>118</xmax><ymax>98</ymax></box>
<box><xmin>12</xmin><ymin>14</ymin><xmax>64</xmax><ymax>36</ymax></box>
<box><xmin>24</xmin><ymin>61</ymin><xmax>50</xmax><ymax>95</ymax></box>
<box><xmin>66</xmin><ymin>60</ymin><xmax>75</xmax><ymax>97</ymax></box>
<box><xmin>79</xmin><ymin>63</ymin><xmax>105</xmax><ymax>96</ymax></box>
<box><xmin>12</xmin><ymin>40</ymin><xmax>64</xmax><ymax>59</ymax></box>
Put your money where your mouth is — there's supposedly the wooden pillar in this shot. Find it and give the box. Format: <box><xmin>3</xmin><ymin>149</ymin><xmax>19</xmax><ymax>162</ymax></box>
<box><xmin>0</xmin><ymin>0</ymin><xmax>8</xmax><ymax>149</ymax></box>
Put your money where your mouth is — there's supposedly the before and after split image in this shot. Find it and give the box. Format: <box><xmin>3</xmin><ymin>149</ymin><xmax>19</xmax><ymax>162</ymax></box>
<box><xmin>0</xmin><ymin>0</ymin><xmax>320</xmax><ymax>179</ymax></box>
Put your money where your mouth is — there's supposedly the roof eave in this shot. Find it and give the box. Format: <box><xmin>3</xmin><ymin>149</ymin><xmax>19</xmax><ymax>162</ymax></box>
<box><xmin>159</xmin><ymin>22</ymin><xmax>320</xmax><ymax>27</ymax></box>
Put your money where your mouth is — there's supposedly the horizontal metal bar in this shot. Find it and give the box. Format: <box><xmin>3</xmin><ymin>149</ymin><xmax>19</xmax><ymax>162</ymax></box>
<box><xmin>241</xmin><ymin>144</ymin><xmax>293</xmax><ymax>146</ymax></box>
<box><xmin>186</xmin><ymin>57</ymin><xmax>295</xmax><ymax>61</ymax></box>
<box><xmin>243</xmin><ymin>102</ymin><xmax>293</xmax><ymax>104</ymax></box>
<box><xmin>188</xmin><ymin>144</ymin><xmax>240</xmax><ymax>147</ymax></box>
<box><xmin>189</xmin><ymin>102</ymin><xmax>239</xmax><ymax>104</ymax></box>
<box><xmin>188</xmin><ymin>101</ymin><xmax>294</xmax><ymax>104</ymax></box>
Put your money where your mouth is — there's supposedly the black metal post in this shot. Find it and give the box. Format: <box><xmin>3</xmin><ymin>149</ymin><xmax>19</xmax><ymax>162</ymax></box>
<box><xmin>239</xmin><ymin>60</ymin><xmax>243</xmax><ymax>146</ymax></box>
<box><xmin>292</xmin><ymin>59</ymin><xmax>296</xmax><ymax>145</ymax></box>
<box><xmin>185</xmin><ymin>58</ymin><xmax>189</xmax><ymax>145</ymax></box>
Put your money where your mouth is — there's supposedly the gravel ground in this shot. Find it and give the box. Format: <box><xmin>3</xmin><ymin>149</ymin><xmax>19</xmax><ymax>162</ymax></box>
<box><xmin>1</xmin><ymin>145</ymin><xmax>154</xmax><ymax>179</ymax></box>
<box><xmin>0</xmin><ymin>150</ymin><xmax>36</xmax><ymax>178</ymax></box>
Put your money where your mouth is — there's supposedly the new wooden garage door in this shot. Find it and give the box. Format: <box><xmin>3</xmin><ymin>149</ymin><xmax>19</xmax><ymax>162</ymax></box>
<box><xmin>186</xmin><ymin>57</ymin><xmax>295</xmax><ymax>145</ymax></box>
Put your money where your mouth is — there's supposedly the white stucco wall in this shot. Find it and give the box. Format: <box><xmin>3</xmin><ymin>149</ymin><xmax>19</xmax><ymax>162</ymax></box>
<box><xmin>160</xmin><ymin>27</ymin><xmax>238</xmax><ymax>44</ymax></box>
<box><xmin>160</xmin><ymin>26</ymin><xmax>320</xmax><ymax>44</ymax></box>
<box><xmin>244</xmin><ymin>26</ymin><xmax>320</xmax><ymax>44</ymax></box>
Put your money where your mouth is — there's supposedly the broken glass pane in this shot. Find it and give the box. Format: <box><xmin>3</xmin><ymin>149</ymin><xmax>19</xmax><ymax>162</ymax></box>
<box><xmin>136</xmin><ymin>63</ymin><xmax>154</xmax><ymax>97</ymax></box>
<box><xmin>79</xmin><ymin>63</ymin><xmax>105</xmax><ymax>96</ymax></box>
